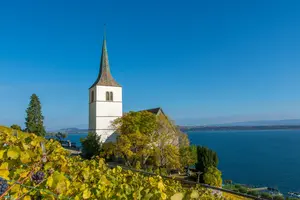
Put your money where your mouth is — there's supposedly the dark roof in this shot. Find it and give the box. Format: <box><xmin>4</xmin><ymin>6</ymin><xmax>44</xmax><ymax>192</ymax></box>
<box><xmin>90</xmin><ymin>37</ymin><xmax>121</xmax><ymax>88</ymax></box>
<box><xmin>138</xmin><ymin>107</ymin><xmax>163</xmax><ymax>115</ymax></box>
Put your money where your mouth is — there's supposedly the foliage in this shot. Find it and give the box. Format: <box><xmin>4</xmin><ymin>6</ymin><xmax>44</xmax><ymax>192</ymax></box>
<box><xmin>273</xmin><ymin>195</ymin><xmax>284</xmax><ymax>200</ymax></box>
<box><xmin>25</xmin><ymin>94</ymin><xmax>46</xmax><ymax>136</ymax></box>
<box><xmin>247</xmin><ymin>190</ymin><xmax>259</xmax><ymax>197</ymax></box>
<box><xmin>105</xmin><ymin>111</ymin><xmax>182</xmax><ymax>171</ymax></box>
<box><xmin>202</xmin><ymin>167</ymin><xmax>222</xmax><ymax>187</ymax></box>
<box><xmin>195</xmin><ymin>146</ymin><xmax>219</xmax><ymax>173</ymax></box>
<box><xmin>80</xmin><ymin>132</ymin><xmax>102</xmax><ymax>159</ymax></box>
<box><xmin>10</xmin><ymin>124</ymin><xmax>22</xmax><ymax>131</ymax></box>
<box><xmin>179</xmin><ymin>145</ymin><xmax>197</xmax><ymax>170</ymax></box>
<box><xmin>237</xmin><ymin>187</ymin><xmax>247</xmax><ymax>194</ymax></box>
<box><xmin>0</xmin><ymin>126</ymin><xmax>228</xmax><ymax>199</ymax></box>
<box><xmin>260</xmin><ymin>192</ymin><xmax>273</xmax><ymax>199</ymax></box>
<box><xmin>55</xmin><ymin>132</ymin><xmax>67</xmax><ymax>142</ymax></box>
<box><xmin>222</xmin><ymin>192</ymin><xmax>251</xmax><ymax>200</ymax></box>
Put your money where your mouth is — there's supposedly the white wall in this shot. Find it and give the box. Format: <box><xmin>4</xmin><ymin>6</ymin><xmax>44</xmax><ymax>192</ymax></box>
<box><xmin>96</xmin><ymin>102</ymin><xmax>122</xmax><ymax>116</ymax></box>
<box><xmin>89</xmin><ymin>85</ymin><xmax>122</xmax><ymax>143</ymax></box>
<box><xmin>95</xmin><ymin>117</ymin><xmax>119</xmax><ymax>129</ymax></box>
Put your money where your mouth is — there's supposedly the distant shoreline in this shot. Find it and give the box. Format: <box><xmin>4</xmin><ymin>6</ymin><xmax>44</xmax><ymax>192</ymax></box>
<box><xmin>50</xmin><ymin>125</ymin><xmax>300</xmax><ymax>134</ymax></box>
<box><xmin>180</xmin><ymin>125</ymin><xmax>300</xmax><ymax>132</ymax></box>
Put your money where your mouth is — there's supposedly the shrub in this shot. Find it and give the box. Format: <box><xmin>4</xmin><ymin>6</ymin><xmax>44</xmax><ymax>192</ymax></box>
<box><xmin>261</xmin><ymin>192</ymin><xmax>273</xmax><ymax>199</ymax></box>
<box><xmin>247</xmin><ymin>190</ymin><xmax>259</xmax><ymax>197</ymax></box>
<box><xmin>202</xmin><ymin>166</ymin><xmax>222</xmax><ymax>187</ymax></box>
<box><xmin>273</xmin><ymin>195</ymin><xmax>284</xmax><ymax>200</ymax></box>
<box><xmin>238</xmin><ymin>187</ymin><xmax>247</xmax><ymax>194</ymax></box>
<box><xmin>80</xmin><ymin>132</ymin><xmax>102</xmax><ymax>159</ymax></box>
<box><xmin>10</xmin><ymin>124</ymin><xmax>22</xmax><ymax>131</ymax></box>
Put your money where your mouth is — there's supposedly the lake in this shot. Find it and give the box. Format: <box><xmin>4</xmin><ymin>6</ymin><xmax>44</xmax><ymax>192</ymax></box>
<box><xmin>66</xmin><ymin>130</ymin><xmax>300</xmax><ymax>194</ymax></box>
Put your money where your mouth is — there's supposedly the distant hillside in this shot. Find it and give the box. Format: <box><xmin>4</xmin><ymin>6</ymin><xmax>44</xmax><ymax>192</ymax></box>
<box><xmin>52</xmin><ymin>127</ymin><xmax>88</xmax><ymax>134</ymax></box>
<box><xmin>216</xmin><ymin>119</ymin><xmax>300</xmax><ymax>126</ymax></box>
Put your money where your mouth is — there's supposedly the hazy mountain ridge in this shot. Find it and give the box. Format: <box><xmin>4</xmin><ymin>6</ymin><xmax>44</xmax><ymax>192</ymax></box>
<box><xmin>49</xmin><ymin>119</ymin><xmax>300</xmax><ymax>133</ymax></box>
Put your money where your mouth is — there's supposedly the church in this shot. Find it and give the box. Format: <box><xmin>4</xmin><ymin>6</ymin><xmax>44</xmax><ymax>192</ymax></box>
<box><xmin>89</xmin><ymin>34</ymin><xmax>179</xmax><ymax>143</ymax></box>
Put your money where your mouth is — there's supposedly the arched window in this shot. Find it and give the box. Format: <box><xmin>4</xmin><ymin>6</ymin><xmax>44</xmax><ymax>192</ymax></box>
<box><xmin>91</xmin><ymin>91</ymin><xmax>94</xmax><ymax>102</ymax></box>
<box><xmin>106</xmin><ymin>92</ymin><xmax>110</xmax><ymax>101</ymax></box>
<box><xmin>110</xmin><ymin>92</ymin><xmax>113</xmax><ymax>101</ymax></box>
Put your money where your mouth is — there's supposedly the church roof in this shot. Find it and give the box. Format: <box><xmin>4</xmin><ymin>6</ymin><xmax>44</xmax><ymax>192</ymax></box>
<box><xmin>90</xmin><ymin>36</ymin><xmax>121</xmax><ymax>88</ymax></box>
<box><xmin>139</xmin><ymin>107</ymin><xmax>164</xmax><ymax>115</ymax></box>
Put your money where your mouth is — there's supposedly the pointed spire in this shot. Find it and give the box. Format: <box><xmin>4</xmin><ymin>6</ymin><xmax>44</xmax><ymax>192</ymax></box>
<box><xmin>90</xmin><ymin>26</ymin><xmax>121</xmax><ymax>88</ymax></box>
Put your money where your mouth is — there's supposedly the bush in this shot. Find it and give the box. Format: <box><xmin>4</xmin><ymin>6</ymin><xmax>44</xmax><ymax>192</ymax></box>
<box><xmin>238</xmin><ymin>187</ymin><xmax>247</xmax><ymax>194</ymax></box>
<box><xmin>80</xmin><ymin>132</ymin><xmax>102</xmax><ymax>159</ymax></box>
<box><xmin>273</xmin><ymin>195</ymin><xmax>284</xmax><ymax>200</ymax></box>
<box><xmin>261</xmin><ymin>192</ymin><xmax>273</xmax><ymax>200</ymax></box>
<box><xmin>247</xmin><ymin>190</ymin><xmax>259</xmax><ymax>197</ymax></box>
<box><xmin>202</xmin><ymin>166</ymin><xmax>222</xmax><ymax>187</ymax></box>
<box><xmin>10</xmin><ymin>124</ymin><xmax>22</xmax><ymax>131</ymax></box>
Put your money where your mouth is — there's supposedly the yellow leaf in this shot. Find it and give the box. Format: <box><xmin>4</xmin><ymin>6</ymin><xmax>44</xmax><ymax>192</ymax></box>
<box><xmin>190</xmin><ymin>190</ymin><xmax>199</xmax><ymax>199</ymax></box>
<box><xmin>171</xmin><ymin>193</ymin><xmax>184</xmax><ymax>200</ymax></box>
<box><xmin>10</xmin><ymin>184</ymin><xmax>20</xmax><ymax>194</ymax></box>
<box><xmin>0</xmin><ymin>162</ymin><xmax>9</xmax><ymax>179</ymax></box>
<box><xmin>47</xmin><ymin>176</ymin><xmax>54</xmax><ymax>188</ymax></box>
<box><xmin>0</xmin><ymin>150</ymin><xmax>5</xmax><ymax>159</ymax></box>
<box><xmin>20</xmin><ymin>171</ymin><xmax>30</xmax><ymax>178</ymax></box>
<box><xmin>83</xmin><ymin>188</ymin><xmax>91</xmax><ymax>199</ymax></box>
<box><xmin>7</xmin><ymin>146</ymin><xmax>20</xmax><ymax>159</ymax></box>
<box><xmin>161</xmin><ymin>192</ymin><xmax>167</xmax><ymax>200</ymax></box>
<box><xmin>158</xmin><ymin>180</ymin><xmax>165</xmax><ymax>191</ymax></box>
<box><xmin>20</xmin><ymin>151</ymin><xmax>31</xmax><ymax>163</ymax></box>
<box><xmin>23</xmin><ymin>196</ymin><xmax>31</xmax><ymax>200</ymax></box>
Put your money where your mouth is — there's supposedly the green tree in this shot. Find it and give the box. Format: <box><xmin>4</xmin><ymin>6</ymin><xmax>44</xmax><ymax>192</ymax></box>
<box><xmin>55</xmin><ymin>132</ymin><xmax>67</xmax><ymax>142</ymax></box>
<box><xmin>202</xmin><ymin>167</ymin><xmax>222</xmax><ymax>187</ymax></box>
<box><xmin>273</xmin><ymin>195</ymin><xmax>284</xmax><ymax>200</ymax></box>
<box><xmin>195</xmin><ymin>146</ymin><xmax>218</xmax><ymax>173</ymax></box>
<box><xmin>10</xmin><ymin>124</ymin><xmax>22</xmax><ymax>131</ymax></box>
<box><xmin>107</xmin><ymin>111</ymin><xmax>181</xmax><ymax>171</ymax></box>
<box><xmin>179</xmin><ymin>145</ymin><xmax>197</xmax><ymax>170</ymax></box>
<box><xmin>80</xmin><ymin>132</ymin><xmax>102</xmax><ymax>159</ymax></box>
<box><xmin>25</xmin><ymin>94</ymin><xmax>46</xmax><ymax>136</ymax></box>
<box><xmin>260</xmin><ymin>193</ymin><xmax>272</xmax><ymax>200</ymax></box>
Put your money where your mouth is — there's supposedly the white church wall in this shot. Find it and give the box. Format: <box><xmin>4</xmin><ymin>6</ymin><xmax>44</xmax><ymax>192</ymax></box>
<box><xmin>95</xmin><ymin>116</ymin><xmax>119</xmax><ymax>129</ymax></box>
<box><xmin>95</xmin><ymin>101</ymin><xmax>122</xmax><ymax>117</ymax></box>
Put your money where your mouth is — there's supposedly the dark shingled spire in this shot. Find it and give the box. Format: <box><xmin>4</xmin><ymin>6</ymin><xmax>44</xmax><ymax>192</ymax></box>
<box><xmin>90</xmin><ymin>32</ymin><xmax>121</xmax><ymax>88</ymax></box>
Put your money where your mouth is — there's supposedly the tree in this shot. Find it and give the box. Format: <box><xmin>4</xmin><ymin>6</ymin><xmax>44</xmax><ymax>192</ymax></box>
<box><xmin>80</xmin><ymin>132</ymin><xmax>102</xmax><ymax>159</ymax></box>
<box><xmin>105</xmin><ymin>111</ymin><xmax>182</xmax><ymax>172</ymax></box>
<box><xmin>179</xmin><ymin>144</ymin><xmax>197</xmax><ymax>171</ymax></box>
<box><xmin>55</xmin><ymin>132</ymin><xmax>67</xmax><ymax>142</ymax></box>
<box><xmin>260</xmin><ymin>193</ymin><xmax>273</xmax><ymax>200</ymax></box>
<box><xmin>25</xmin><ymin>94</ymin><xmax>46</xmax><ymax>136</ymax></box>
<box><xmin>202</xmin><ymin>167</ymin><xmax>222</xmax><ymax>187</ymax></box>
<box><xmin>195</xmin><ymin>146</ymin><xmax>218</xmax><ymax>173</ymax></box>
<box><xmin>10</xmin><ymin>124</ymin><xmax>22</xmax><ymax>131</ymax></box>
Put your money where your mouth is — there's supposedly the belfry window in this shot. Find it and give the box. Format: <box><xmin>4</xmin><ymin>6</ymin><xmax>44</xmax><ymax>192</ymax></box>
<box><xmin>106</xmin><ymin>92</ymin><xmax>110</xmax><ymax>101</ymax></box>
<box><xmin>110</xmin><ymin>92</ymin><xmax>113</xmax><ymax>101</ymax></box>
<box><xmin>91</xmin><ymin>91</ymin><xmax>94</xmax><ymax>102</ymax></box>
<box><xmin>106</xmin><ymin>91</ymin><xmax>113</xmax><ymax>101</ymax></box>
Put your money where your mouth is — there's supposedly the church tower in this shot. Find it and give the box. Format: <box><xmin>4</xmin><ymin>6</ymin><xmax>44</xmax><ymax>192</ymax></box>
<box><xmin>89</xmin><ymin>34</ymin><xmax>122</xmax><ymax>142</ymax></box>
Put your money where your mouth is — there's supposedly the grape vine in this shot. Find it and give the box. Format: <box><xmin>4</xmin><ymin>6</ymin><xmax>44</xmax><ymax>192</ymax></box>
<box><xmin>0</xmin><ymin>126</ymin><xmax>238</xmax><ymax>199</ymax></box>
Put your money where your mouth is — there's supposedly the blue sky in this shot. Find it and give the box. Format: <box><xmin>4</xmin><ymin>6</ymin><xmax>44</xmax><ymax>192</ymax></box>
<box><xmin>1</xmin><ymin>0</ymin><xmax>300</xmax><ymax>129</ymax></box>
